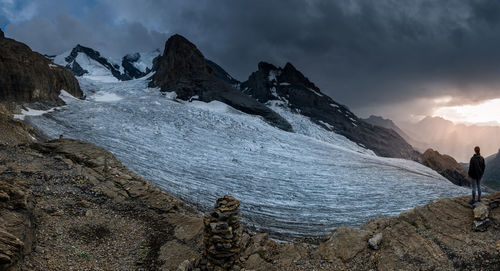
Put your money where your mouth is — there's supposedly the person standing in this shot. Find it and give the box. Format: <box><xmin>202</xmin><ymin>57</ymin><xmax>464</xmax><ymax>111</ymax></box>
<box><xmin>468</xmin><ymin>146</ymin><xmax>485</xmax><ymax>204</ymax></box>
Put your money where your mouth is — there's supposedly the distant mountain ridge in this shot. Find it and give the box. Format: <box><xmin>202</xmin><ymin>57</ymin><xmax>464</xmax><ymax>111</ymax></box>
<box><xmin>240</xmin><ymin>61</ymin><xmax>420</xmax><ymax>160</ymax></box>
<box><xmin>363</xmin><ymin>115</ymin><xmax>411</xmax><ymax>142</ymax></box>
<box><xmin>399</xmin><ymin>116</ymin><xmax>500</xmax><ymax>162</ymax></box>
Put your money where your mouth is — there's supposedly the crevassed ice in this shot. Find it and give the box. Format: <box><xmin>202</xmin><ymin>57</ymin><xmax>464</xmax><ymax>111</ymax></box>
<box><xmin>27</xmin><ymin>77</ymin><xmax>469</xmax><ymax>241</ymax></box>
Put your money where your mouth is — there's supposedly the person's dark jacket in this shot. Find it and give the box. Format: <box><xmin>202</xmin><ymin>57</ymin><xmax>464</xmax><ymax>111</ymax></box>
<box><xmin>468</xmin><ymin>154</ymin><xmax>485</xmax><ymax>180</ymax></box>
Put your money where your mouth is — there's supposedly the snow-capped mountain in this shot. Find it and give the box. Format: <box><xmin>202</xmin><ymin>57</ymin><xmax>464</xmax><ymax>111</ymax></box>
<box><xmin>121</xmin><ymin>49</ymin><xmax>161</xmax><ymax>79</ymax></box>
<box><xmin>241</xmin><ymin>62</ymin><xmax>419</xmax><ymax>160</ymax></box>
<box><xmin>53</xmin><ymin>44</ymin><xmax>126</xmax><ymax>82</ymax></box>
<box><xmin>53</xmin><ymin>45</ymin><xmax>161</xmax><ymax>82</ymax></box>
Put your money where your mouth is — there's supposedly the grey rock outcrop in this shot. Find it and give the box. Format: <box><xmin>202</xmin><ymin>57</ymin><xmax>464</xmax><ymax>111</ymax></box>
<box><xmin>148</xmin><ymin>34</ymin><xmax>293</xmax><ymax>132</ymax></box>
<box><xmin>0</xmin><ymin>33</ymin><xmax>83</xmax><ymax>105</ymax></box>
<box><xmin>241</xmin><ymin>62</ymin><xmax>419</xmax><ymax>159</ymax></box>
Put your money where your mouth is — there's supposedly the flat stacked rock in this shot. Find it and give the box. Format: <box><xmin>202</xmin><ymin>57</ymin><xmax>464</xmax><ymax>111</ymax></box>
<box><xmin>203</xmin><ymin>195</ymin><xmax>242</xmax><ymax>270</ymax></box>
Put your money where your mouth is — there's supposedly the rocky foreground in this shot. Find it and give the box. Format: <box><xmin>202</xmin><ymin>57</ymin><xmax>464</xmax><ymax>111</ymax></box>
<box><xmin>0</xmin><ymin>110</ymin><xmax>499</xmax><ymax>270</ymax></box>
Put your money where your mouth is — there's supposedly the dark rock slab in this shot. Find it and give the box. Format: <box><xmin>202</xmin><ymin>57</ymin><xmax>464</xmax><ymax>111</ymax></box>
<box><xmin>0</xmin><ymin>34</ymin><xmax>83</xmax><ymax>105</ymax></box>
<box><xmin>205</xmin><ymin>59</ymin><xmax>240</xmax><ymax>86</ymax></box>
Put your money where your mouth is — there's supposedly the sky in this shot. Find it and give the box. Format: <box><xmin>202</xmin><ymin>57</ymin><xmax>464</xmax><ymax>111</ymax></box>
<box><xmin>3</xmin><ymin>0</ymin><xmax>500</xmax><ymax>124</ymax></box>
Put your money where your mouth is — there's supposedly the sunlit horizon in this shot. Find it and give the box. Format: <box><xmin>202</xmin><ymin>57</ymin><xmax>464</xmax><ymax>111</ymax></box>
<box><xmin>433</xmin><ymin>98</ymin><xmax>500</xmax><ymax>127</ymax></box>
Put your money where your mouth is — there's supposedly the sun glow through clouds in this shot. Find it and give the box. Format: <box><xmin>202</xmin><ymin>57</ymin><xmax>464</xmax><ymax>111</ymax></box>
<box><xmin>433</xmin><ymin>98</ymin><xmax>500</xmax><ymax>125</ymax></box>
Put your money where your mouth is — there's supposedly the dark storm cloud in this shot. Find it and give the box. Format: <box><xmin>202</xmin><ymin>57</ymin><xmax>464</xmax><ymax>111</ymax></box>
<box><xmin>3</xmin><ymin>0</ymin><xmax>500</xmax><ymax>119</ymax></box>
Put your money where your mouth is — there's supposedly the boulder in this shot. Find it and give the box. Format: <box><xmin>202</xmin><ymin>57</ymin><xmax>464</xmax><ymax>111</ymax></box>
<box><xmin>473</xmin><ymin>201</ymin><xmax>490</xmax><ymax>231</ymax></box>
<box><xmin>244</xmin><ymin>253</ymin><xmax>275</xmax><ymax>271</ymax></box>
<box><xmin>172</xmin><ymin>215</ymin><xmax>204</xmax><ymax>242</ymax></box>
<box><xmin>159</xmin><ymin>240</ymin><xmax>200</xmax><ymax>271</ymax></box>
<box><xmin>368</xmin><ymin>232</ymin><xmax>383</xmax><ymax>250</ymax></box>
<box><xmin>318</xmin><ymin>227</ymin><xmax>368</xmax><ymax>262</ymax></box>
<box><xmin>176</xmin><ymin>259</ymin><xmax>191</xmax><ymax>271</ymax></box>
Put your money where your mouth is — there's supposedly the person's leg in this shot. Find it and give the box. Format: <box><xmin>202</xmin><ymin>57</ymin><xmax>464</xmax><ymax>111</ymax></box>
<box><xmin>470</xmin><ymin>179</ymin><xmax>477</xmax><ymax>204</ymax></box>
<box><xmin>477</xmin><ymin>179</ymin><xmax>482</xmax><ymax>202</ymax></box>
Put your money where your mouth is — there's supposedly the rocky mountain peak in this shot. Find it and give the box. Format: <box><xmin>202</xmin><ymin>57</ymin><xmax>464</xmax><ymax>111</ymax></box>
<box><xmin>257</xmin><ymin>61</ymin><xmax>278</xmax><ymax>73</ymax></box>
<box><xmin>123</xmin><ymin>52</ymin><xmax>140</xmax><ymax>62</ymax></box>
<box><xmin>0</xmin><ymin>28</ymin><xmax>4</xmax><ymax>38</ymax></box>
<box><xmin>149</xmin><ymin>34</ymin><xmax>293</xmax><ymax>132</ymax></box>
<box><xmin>156</xmin><ymin>34</ymin><xmax>212</xmax><ymax>81</ymax></box>
<box><xmin>280</xmin><ymin>62</ymin><xmax>319</xmax><ymax>91</ymax></box>
<box><xmin>241</xmin><ymin>61</ymin><xmax>419</xmax><ymax>160</ymax></box>
<box><xmin>242</xmin><ymin>61</ymin><xmax>323</xmax><ymax>104</ymax></box>
<box><xmin>149</xmin><ymin>34</ymin><xmax>215</xmax><ymax>97</ymax></box>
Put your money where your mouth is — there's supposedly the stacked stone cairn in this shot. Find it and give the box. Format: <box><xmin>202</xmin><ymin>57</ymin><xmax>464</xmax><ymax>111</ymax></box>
<box><xmin>203</xmin><ymin>195</ymin><xmax>242</xmax><ymax>270</ymax></box>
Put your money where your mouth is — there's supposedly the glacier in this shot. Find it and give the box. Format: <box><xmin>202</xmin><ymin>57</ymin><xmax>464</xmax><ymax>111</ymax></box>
<box><xmin>27</xmin><ymin>77</ymin><xmax>470</xmax><ymax>240</ymax></box>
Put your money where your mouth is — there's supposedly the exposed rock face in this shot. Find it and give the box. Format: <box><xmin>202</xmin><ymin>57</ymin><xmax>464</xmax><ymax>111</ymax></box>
<box><xmin>149</xmin><ymin>34</ymin><xmax>293</xmax><ymax>132</ymax></box>
<box><xmin>0</xmin><ymin>34</ymin><xmax>83</xmax><ymax>105</ymax></box>
<box><xmin>202</xmin><ymin>195</ymin><xmax>242</xmax><ymax>270</ymax></box>
<box><xmin>0</xmin><ymin>105</ymin><xmax>41</xmax><ymax>145</ymax></box>
<box><xmin>421</xmin><ymin>149</ymin><xmax>470</xmax><ymax>186</ymax></box>
<box><xmin>205</xmin><ymin>59</ymin><xmax>240</xmax><ymax>86</ymax></box>
<box><xmin>121</xmin><ymin>53</ymin><xmax>148</xmax><ymax>79</ymax></box>
<box><xmin>64</xmin><ymin>45</ymin><xmax>131</xmax><ymax>80</ymax></box>
<box><xmin>241</xmin><ymin>62</ymin><xmax>420</xmax><ymax>160</ymax></box>
<box><xmin>0</xmin><ymin>179</ymin><xmax>33</xmax><ymax>271</ymax></box>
